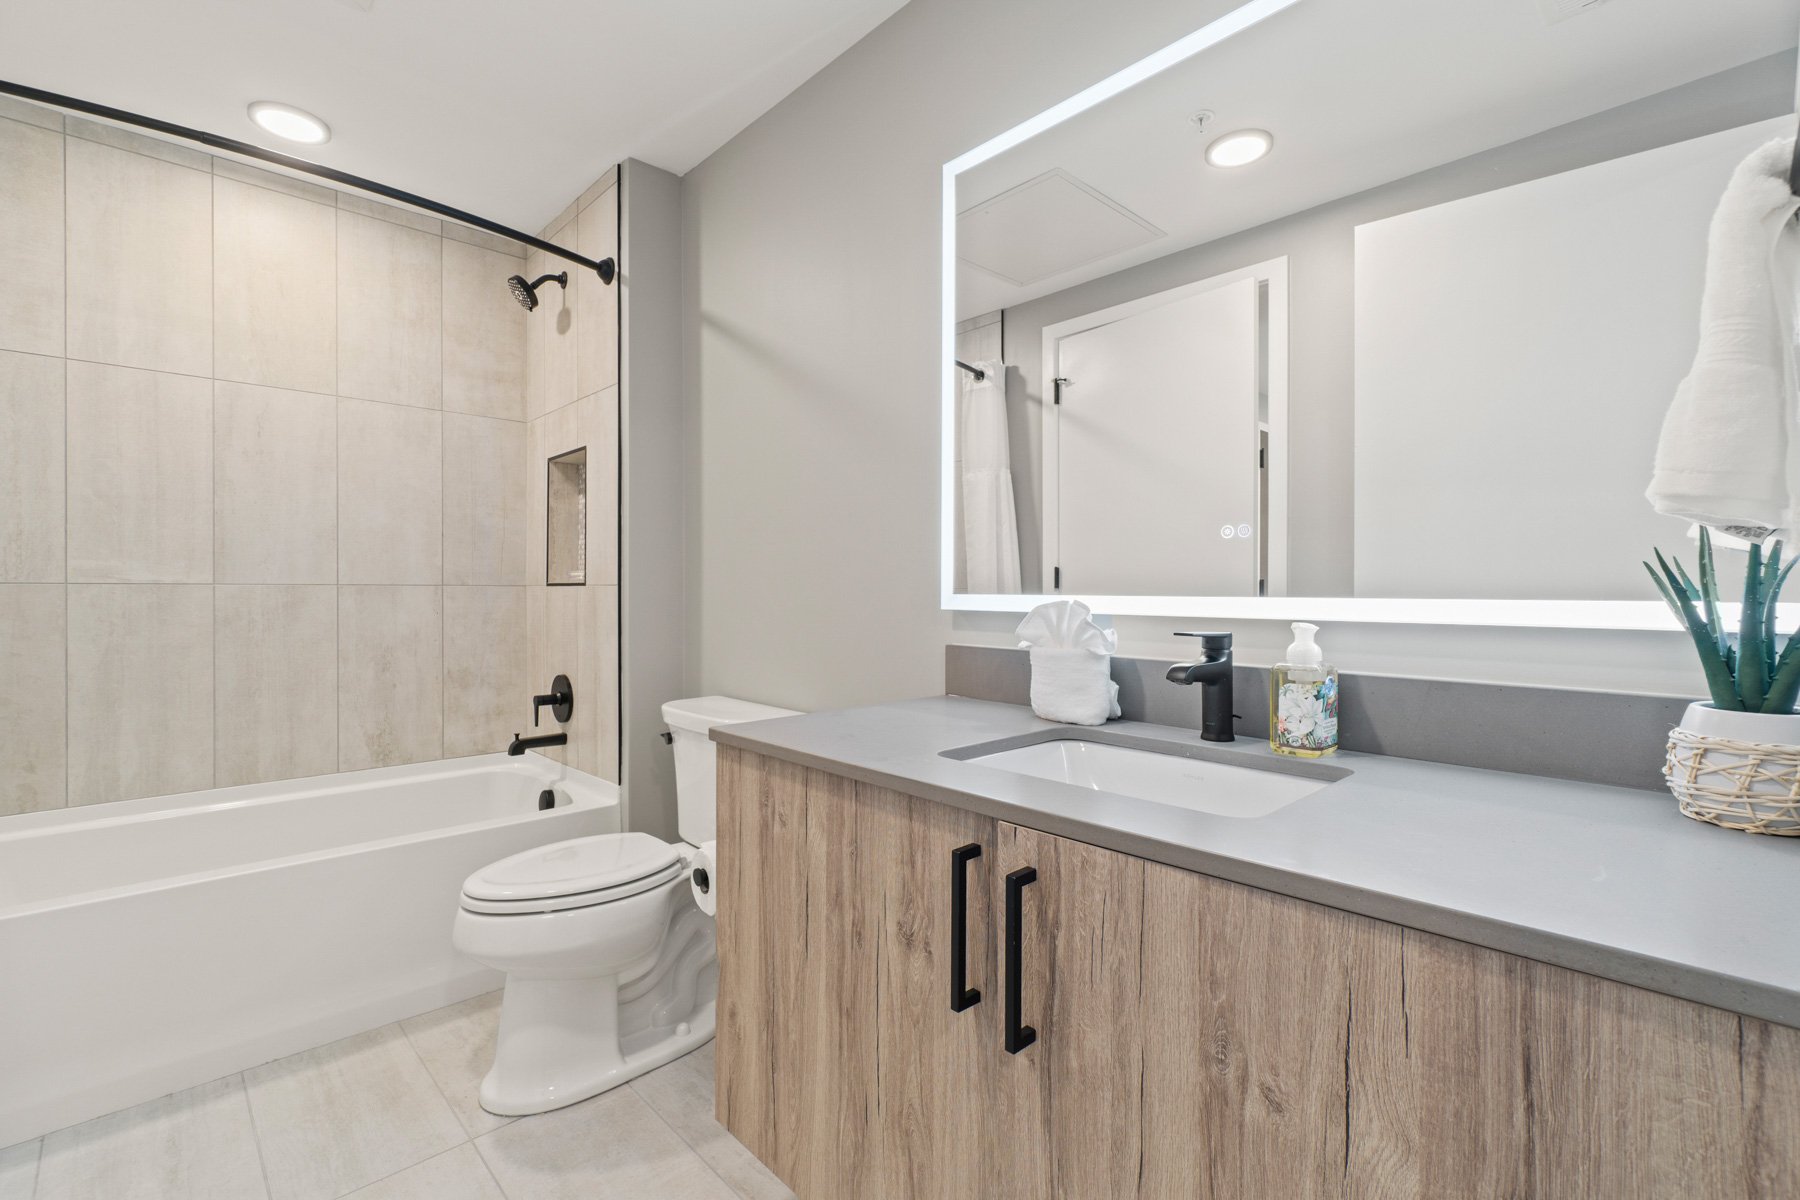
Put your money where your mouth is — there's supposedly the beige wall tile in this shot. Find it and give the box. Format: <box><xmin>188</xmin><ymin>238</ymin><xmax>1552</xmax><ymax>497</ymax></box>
<box><xmin>338</xmin><ymin>211</ymin><xmax>442</xmax><ymax>409</ymax></box>
<box><xmin>441</xmin><ymin>222</ymin><xmax>526</xmax><ymax>258</ymax></box>
<box><xmin>215</xmin><ymin>585</ymin><xmax>336</xmax><ymax>787</ymax></box>
<box><xmin>523</xmin><ymin>246</ymin><xmax>576</xmax><ymax>421</ymax></box>
<box><xmin>211</xmin><ymin>158</ymin><xmax>337</xmax><ymax>207</ymax></box>
<box><xmin>215</xmin><ymin>382</ymin><xmax>336</xmax><ymax>584</ymax></box>
<box><xmin>0</xmin><ymin>118</ymin><xmax>64</xmax><ymax>356</ymax></box>
<box><xmin>67</xmin><ymin>362</ymin><xmax>212</xmax><ymax>583</ymax></box>
<box><xmin>578</xmin><ymin>386</ymin><xmax>619</xmax><ymax>586</ymax></box>
<box><xmin>525</xmin><ymin>401</ymin><xmax>580</xmax><ymax>587</ymax></box>
<box><xmin>65</xmin><ymin>138</ymin><xmax>212</xmax><ymax>376</ymax></box>
<box><xmin>67</xmin><ymin>584</ymin><xmax>213</xmax><ymax>805</ymax></box>
<box><xmin>338</xmin><ymin>398</ymin><xmax>441</xmax><ymax>584</ymax></box>
<box><xmin>0</xmin><ymin>585</ymin><xmax>67</xmax><ymax>814</ymax></box>
<box><xmin>444</xmin><ymin>414</ymin><xmax>525</xmax><ymax>585</ymax></box>
<box><xmin>0</xmin><ymin>350</ymin><xmax>64</xmax><ymax>581</ymax></box>
<box><xmin>214</xmin><ymin>177</ymin><xmax>336</xmax><ymax>393</ymax></box>
<box><xmin>64</xmin><ymin>116</ymin><xmax>212</xmax><ymax>172</ymax></box>
<box><xmin>444</xmin><ymin>586</ymin><xmax>526</xmax><ymax>757</ymax></box>
<box><xmin>593</xmin><ymin>584</ymin><xmax>620</xmax><ymax>784</ymax></box>
<box><xmin>339</xmin><ymin>586</ymin><xmax>443</xmax><ymax>770</ymax></box>
<box><xmin>576</xmin><ymin>186</ymin><xmax>619</xmax><ymax>400</ymax></box>
<box><xmin>443</xmin><ymin>239</ymin><xmax>526</xmax><ymax>420</ymax></box>
<box><xmin>338</xmin><ymin>191</ymin><xmax>440</xmax><ymax>236</ymax></box>
<box><xmin>0</xmin><ymin>94</ymin><xmax>61</xmax><ymax>130</ymax></box>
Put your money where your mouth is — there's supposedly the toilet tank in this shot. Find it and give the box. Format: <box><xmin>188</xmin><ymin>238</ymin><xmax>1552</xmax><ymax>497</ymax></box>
<box><xmin>662</xmin><ymin>696</ymin><xmax>801</xmax><ymax>844</ymax></box>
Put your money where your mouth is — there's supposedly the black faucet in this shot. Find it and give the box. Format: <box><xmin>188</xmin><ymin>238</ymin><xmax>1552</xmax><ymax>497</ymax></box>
<box><xmin>1167</xmin><ymin>631</ymin><xmax>1235</xmax><ymax>742</ymax></box>
<box><xmin>508</xmin><ymin>731</ymin><xmax>568</xmax><ymax>757</ymax></box>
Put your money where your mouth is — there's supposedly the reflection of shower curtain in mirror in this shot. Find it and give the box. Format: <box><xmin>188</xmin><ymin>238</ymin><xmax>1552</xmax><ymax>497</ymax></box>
<box><xmin>960</xmin><ymin>362</ymin><xmax>1022</xmax><ymax>592</ymax></box>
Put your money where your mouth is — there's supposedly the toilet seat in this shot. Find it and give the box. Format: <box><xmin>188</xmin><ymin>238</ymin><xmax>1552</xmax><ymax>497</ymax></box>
<box><xmin>461</xmin><ymin>833</ymin><xmax>686</xmax><ymax>915</ymax></box>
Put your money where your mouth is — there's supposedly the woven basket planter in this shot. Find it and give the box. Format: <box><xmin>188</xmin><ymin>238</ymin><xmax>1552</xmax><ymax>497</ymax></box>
<box><xmin>1664</xmin><ymin>703</ymin><xmax>1800</xmax><ymax>836</ymax></box>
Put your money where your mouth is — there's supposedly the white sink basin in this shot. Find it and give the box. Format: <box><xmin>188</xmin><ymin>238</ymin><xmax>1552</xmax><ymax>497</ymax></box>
<box><xmin>966</xmin><ymin>739</ymin><xmax>1331</xmax><ymax>818</ymax></box>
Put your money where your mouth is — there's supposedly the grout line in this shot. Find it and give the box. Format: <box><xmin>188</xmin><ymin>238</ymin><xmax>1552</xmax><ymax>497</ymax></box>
<box><xmin>629</xmin><ymin>1072</ymin><xmax>747</xmax><ymax>1199</ymax></box>
<box><xmin>235</xmin><ymin>1073</ymin><xmax>278</xmax><ymax>1200</ymax></box>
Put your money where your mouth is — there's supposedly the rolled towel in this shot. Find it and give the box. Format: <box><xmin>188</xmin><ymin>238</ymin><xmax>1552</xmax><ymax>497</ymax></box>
<box><xmin>1647</xmin><ymin>136</ymin><xmax>1800</xmax><ymax>539</ymax></box>
<box><xmin>1017</xmin><ymin>600</ymin><xmax>1121</xmax><ymax>726</ymax></box>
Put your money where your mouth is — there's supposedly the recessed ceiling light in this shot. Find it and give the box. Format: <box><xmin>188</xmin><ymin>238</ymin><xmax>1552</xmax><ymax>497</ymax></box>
<box><xmin>1206</xmin><ymin>128</ymin><xmax>1272</xmax><ymax>168</ymax></box>
<box><xmin>247</xmin><ymin>101</ymin><xmax>331</xmax><ymax>145</ymax></box>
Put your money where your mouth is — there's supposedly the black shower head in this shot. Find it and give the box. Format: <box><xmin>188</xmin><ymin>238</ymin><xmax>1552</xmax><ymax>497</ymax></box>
<box><xmin>507</xmin><ymin>271</ymin><xmax>568</xmax><ymax>312</ymax></box>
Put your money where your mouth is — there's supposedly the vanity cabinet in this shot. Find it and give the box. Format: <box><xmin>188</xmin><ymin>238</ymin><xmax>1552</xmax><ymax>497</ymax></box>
<box><xmin>716</xmin><ymin>748</ymin><xmax>1800</xmax><ymax>1198</ymax></box>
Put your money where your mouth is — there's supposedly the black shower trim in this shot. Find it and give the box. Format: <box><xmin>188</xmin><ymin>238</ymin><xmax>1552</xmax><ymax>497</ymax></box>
<box><xmin>0</xmin><ymin>77</ymin><xmax>617</xmax><ymax>285</ymax></box>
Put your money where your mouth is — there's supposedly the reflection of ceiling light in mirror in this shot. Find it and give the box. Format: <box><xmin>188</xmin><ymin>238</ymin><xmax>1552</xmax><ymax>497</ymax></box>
<box><xmin>247</xmin><ymin>101</ymin><xmax>331</xmax><ymax>145</ymax></box>
<box><xmin>1206</xmin><ymin>129</ymin><xmax>1272</xmax><ymax>167</ymax></box>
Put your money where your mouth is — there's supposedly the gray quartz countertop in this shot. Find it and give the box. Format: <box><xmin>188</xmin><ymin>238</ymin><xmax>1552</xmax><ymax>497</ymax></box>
<box><xmin>711</xmin><ymin>695</ymin><xmax>1800</xmax><ymax>1029</ymax></box>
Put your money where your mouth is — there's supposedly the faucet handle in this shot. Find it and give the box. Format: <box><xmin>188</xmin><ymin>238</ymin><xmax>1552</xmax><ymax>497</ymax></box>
<box><xmin>1175</xmin><ymin>631</ymin><xmax>1232</xmax><ymax>653</ymax></box>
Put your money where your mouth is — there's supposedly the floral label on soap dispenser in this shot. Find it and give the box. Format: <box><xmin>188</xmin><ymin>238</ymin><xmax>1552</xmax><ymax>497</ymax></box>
<box><xmin>1276</xmin><ymin>675</ymin><xmax>1338</xmax><ymax>752</ymax></box>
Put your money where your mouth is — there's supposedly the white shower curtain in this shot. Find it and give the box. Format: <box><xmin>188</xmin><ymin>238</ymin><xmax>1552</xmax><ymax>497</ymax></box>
<box><xmin>960</xmin><ymin>360</ymin><xmax>1023</xmax><ymax>593</ymax></box>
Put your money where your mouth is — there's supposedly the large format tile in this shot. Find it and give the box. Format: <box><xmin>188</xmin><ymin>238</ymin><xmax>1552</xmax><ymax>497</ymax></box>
<box><xmin>576</xmin><ymin>186</ymin><xmax>619</xmax><ymax>401</ymax></box>
<box><xmin>67</xmin><ymin>584</ymin><xmax>213</xmax><ymax>805</ymax></box>
<box><xmin>475</xmin><ymin>1085</ymin><xmax>737</xmax><ymax>1200</ymax></box>
<box><xmin>632</xmin><ymin>1046</ymin><xmax>795</xmax><ymax>1200</ymax></box>
<box><xmin>34</xmin><ymin>1074</ymin><xmax>266</xmax><ymax>1200</ymax></box>
<box><xmin>0</xmin><ymin>585</ymin><xmax>66</xmax><ymax>814</ymax></box>
<box><xmin>339</xmin><ymin>398</ymin><xmax>442</xmax><ymax>584</ymax></box>
<box><xmin>443</xmin><ymin>238</ymin><xmax>526</xmax><ymax>421</ymax></box>
<box><xmin>339</xmin><ymin>210</ymin><xmax>442</xmax><ymax>410</ymax></box>
<box><xmin>0</xmin><ymin>1138</ymin><xmax>37</xmax><ymax>1200</ymax></box>
<box><xmin>0</xmin><ymin>349</ymin><xmax>64</xmax><ymax>580</ymax></box>
<box><xmin>215</xmin><ymin>382</ymin><xmax>336</xmax><ymax>584</ymax></box>
<box><xmin>0</xmin><ymin>116</ymin><xmax>64</xmax><ymax>356</ymax></box>
<box><xmin>593</xmin><ymin>584</ymin><xmax>621</xmax><ymax>784</ymax></box>
<box><xmin>444</xmin><ymin>586</ymin><xmax>526</xmax><ymax>758</ymax></box>
<box><xmin>523</xmin><ymin>241</ymin><xmax>577</xmax><ymax>421</ymax></box>
<box><xmin>398</xmin><ymin>990</ymin><xmax>512</xmax><ymax>1138</ymax></box>
<box><xmin>525</xmin><ymin>400</ymin><xmax>580</xmax><ymax>587</ymax></box>
<box><xmin>339</xmin><ymin>585</ymin><xmax>443</xmax><ymax>771</ymax></box>
<box><xmin>65</xmin><ymin>137</ymin><xmax>212</xmax><ymax>376</ymax></box>
<box><xmin>443</xmin><ymin>413</ymin><xmax>525</xmax><ymax>585</ymax></box>
<box><xmin>244</xmin><ymin>1024</ymin><xmax>465</xmax><ymax>1200</ymax></box>
<box><xmin>578</xmin><ymin>385</ymin><xmax>620</xmax><ymax>586</ymax></box>
<box><xmin>216</xmin><ymin>585</ymin><xmax>337</xmax><ymax>787</ymax></box>
<box><xmin>66</xmin><ymin>361</ymin><xmax>212</xmax><ymax>583</ymax></box>
<box><xmin>341</xmin><ymin>1144</ymin><xmax>503</xmax><ymax>1200</ymax></box>
<box><xmin>214</xmin><ymin>176</ymin><xmax>336</xmax><ymax>393</ymax></box>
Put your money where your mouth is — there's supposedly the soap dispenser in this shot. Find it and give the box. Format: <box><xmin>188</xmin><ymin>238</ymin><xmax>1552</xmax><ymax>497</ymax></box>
<box><xmin>1270</xmin><ymin>622</ymin><xmax>1338</xmax><ymax>757</ymax></box>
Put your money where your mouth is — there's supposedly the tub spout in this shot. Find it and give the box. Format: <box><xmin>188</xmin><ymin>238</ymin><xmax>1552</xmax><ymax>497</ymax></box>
<box><xmin>508</xmin><ymin>732</ymin><xmax>568</xmax><ymax>757</ymax></box>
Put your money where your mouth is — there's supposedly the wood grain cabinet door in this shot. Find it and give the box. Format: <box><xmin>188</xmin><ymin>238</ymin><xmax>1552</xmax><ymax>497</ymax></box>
<box><xmin>714</xmin><ymin>748</ymin><xmax>998</xmax><ymax>1198</ymax></box>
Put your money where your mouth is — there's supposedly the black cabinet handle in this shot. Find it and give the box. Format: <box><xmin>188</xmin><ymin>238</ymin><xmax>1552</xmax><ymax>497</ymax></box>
<box><xmin>1004</xmin><ymin>866</ymin><xmax>1038</xmax><ymax>1054</ymax></box>
<box><xmin>950</xmin><ymin>843</ymin><xmax>982</xmax><ymax>1012</ymax></box>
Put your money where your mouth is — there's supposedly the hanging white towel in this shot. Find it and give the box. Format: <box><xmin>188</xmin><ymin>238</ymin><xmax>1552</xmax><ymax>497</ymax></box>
<box><xmin>960</xmin><ymin>360</ymin><xmax>1023</xmax><ymax>593</ymax></box>
<box><xmin>1648</xmin><ymin>136</ymin><xmax>1800</xmax><ymax>539</ymax></box>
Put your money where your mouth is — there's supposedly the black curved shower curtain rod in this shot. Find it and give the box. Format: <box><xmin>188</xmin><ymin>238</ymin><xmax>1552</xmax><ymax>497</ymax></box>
<box><xmin>0</xmin><ymin>78</ymin><xmax>616</xmax><ymax>285</ymax></box>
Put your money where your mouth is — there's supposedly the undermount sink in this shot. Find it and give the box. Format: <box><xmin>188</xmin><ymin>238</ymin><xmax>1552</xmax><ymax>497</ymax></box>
<box><xmin>964</xmin><ymin>739</ymin><xmax>1336</xmax><ymax>818</ymax></box>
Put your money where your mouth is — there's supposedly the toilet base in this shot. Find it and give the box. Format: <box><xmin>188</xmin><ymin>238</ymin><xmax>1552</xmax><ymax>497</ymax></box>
<box><xmin>479</xmin><ymin>908</ymin><xmax>717</xmax><ymax>1116</ymax></box>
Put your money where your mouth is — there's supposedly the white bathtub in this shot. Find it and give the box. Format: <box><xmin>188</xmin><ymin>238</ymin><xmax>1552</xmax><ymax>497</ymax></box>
<box><xmin>0</xmin><ymin>752</ymin><xmax>616</xmax><ymax>1147</ymax></box>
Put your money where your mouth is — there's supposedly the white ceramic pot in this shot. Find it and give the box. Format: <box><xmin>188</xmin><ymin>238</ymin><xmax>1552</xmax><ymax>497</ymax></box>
<box><xmin>1667</xmin><ymin>702</ymin><xmax>1800</xmax><ymax>835</ymax></box>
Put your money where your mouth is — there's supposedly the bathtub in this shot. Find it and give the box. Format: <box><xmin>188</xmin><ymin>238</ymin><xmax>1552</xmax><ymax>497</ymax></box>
<box><xmin>0</xmin><ymin>752</ymin><xmax>616</xmax><ymax>1147</ymax></box>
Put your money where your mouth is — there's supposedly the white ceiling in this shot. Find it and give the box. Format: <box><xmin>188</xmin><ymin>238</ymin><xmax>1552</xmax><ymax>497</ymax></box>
<box><xmin>957</xmin><ymin>0</ymin><xmax>1799</xmax><ymax>318</ymax></box>
<box><xmin>0</xmin><ymin>0</ymin><xmax>909</xmax><ymax>231</ymax></box>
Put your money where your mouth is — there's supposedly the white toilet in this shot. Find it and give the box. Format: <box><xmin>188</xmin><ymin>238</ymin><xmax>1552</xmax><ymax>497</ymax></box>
<box><xmin>452</xmin><ymin>695</ymin><xmax>798</xmax><ymax>1116</ymax></box>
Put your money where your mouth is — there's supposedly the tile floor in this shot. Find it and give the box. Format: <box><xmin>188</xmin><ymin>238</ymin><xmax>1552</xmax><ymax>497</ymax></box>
<box><xmin>0</xmin><ymin>992</ymin><xmax>793</xmax><ymax>1200</ymax></box>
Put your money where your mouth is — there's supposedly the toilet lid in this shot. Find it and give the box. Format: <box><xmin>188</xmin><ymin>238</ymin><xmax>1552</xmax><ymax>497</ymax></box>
<box><xmin>462</xmin><ymin>833</ymin><xmax>683</xmax><ymax>904</ymax></box>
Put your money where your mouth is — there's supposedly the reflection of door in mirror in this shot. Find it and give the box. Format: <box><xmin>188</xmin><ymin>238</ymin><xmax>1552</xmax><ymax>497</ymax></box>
<box><xmin>1043</xmin><ymin>266</ymin><xmax>1282</xmax><ymax>597</ymax></box>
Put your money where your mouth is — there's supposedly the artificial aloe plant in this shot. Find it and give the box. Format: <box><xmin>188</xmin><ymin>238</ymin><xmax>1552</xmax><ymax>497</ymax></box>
<box><xmin>1646</xmin><ymin>528</ymin><xmax>1800</xmax><ymax>714</ymax></box>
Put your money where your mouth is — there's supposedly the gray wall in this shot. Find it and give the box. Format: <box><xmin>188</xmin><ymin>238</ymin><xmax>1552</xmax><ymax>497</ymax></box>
<box><xmin>1000</xmin><ymin>54</ymin><xmax>1794</xmax><ymax>598</ymax></box>
<box><xmin>679</xmin><ymin>0</ymin><xmax>1749</xmax><ymax>712</ymax></box>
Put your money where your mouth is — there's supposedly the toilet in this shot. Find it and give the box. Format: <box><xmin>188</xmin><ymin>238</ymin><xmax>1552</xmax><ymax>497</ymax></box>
<box><xmin>452</xmin><ymin>695</ymin><xmax>799</xmax><ymax>1116</ymax></box>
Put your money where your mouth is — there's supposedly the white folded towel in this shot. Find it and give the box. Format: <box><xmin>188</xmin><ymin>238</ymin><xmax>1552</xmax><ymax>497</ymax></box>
<box><xmin>1648</xmin><ymin>136</ymin><xmax>1800</xmax><ymax>540</ymax></box>
<box><xmin>1016</xmin><ymin>600</ymin><xmax>1121</xmax><ymax>726</ymax></box>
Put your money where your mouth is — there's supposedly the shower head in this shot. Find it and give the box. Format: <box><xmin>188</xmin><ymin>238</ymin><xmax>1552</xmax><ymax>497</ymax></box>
<box><xmin>506</xmin><ymin>271</ymin><xmax>568</xmax><ymax>312</ymax></box>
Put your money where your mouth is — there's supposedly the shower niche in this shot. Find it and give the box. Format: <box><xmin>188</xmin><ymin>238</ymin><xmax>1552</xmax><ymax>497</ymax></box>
<box><xmin>546</xmin><ymin>446</ymin><xmax>588</xmax><ymax>586</ymax></box>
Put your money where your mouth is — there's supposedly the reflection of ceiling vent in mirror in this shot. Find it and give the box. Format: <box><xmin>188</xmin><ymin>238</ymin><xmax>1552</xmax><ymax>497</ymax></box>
<box><xmin>958</xmin><ymin>169</ymin><xmax>1165</xmax><ymax>287</ymax></box>
<box><xmin>1537</xmin><ymin>0</ymin><xmax>1606</xmax><ymax>24</ymax></box>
